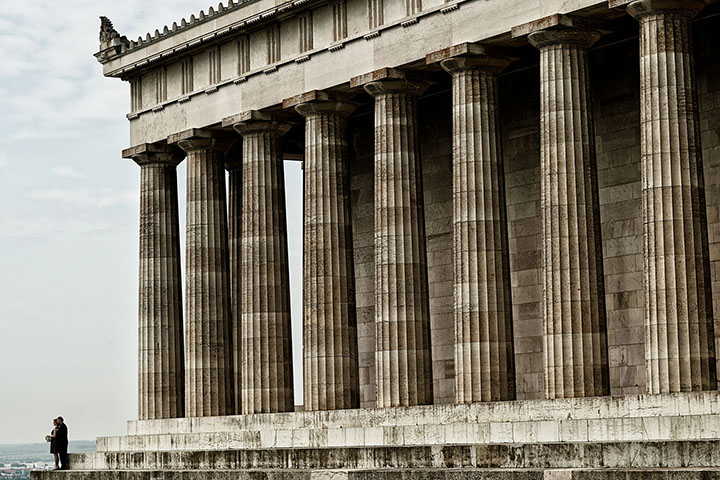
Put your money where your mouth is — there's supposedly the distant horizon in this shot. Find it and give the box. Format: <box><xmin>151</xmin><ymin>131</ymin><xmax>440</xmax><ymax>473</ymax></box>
<box><xmin>0</xmin><ymin>441</ymin><xmax>95</xmax><ymax>447</ymax></box>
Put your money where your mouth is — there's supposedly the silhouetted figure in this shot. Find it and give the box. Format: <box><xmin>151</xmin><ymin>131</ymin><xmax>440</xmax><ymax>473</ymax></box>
<box><xmin>49</xmin><ymin>418</ymin><xmax>59</xmax><ymax>469</ymax></box>
<box><xmin>55</xmin><ymin>416</ymin><xmax>69</xmax><ymax>470</ymax></box>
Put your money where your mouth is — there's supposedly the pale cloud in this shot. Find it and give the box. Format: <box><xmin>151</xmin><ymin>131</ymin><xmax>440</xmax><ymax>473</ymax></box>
<box><xmin>0</xmin><ymin>215</ymin><xmax>111</xmax><ymax>239</ymax></box>
<box><xmin>0</xmin><ymin>0</ymin><xmax>245</xmax><ymax>445</ymax></box>
<box><xmin>52</xmin><ymin>166</ymin><xmax>87</xmax><ymax>179</ymax></box>
<box><xmin>0</xmin><ymin>0</ymin><xmax>200</xmax><ymax>141</ymax></box>
<box><xmin>25</xmin><ymin>187</ymin><xmax>137</xmax><ymax>208</ymax></box>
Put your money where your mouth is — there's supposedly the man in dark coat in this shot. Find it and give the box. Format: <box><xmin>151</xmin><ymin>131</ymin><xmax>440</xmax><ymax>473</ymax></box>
<box><xmin>55</xmin><ymin>417</ymin><xmax>69</xmax><ymax>470</ymax></box>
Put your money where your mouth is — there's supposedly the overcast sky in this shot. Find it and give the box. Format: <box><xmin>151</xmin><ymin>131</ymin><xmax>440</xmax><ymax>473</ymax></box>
<box><xmin>0</xmin><ymin>0</ymin><xmax>304</xmax><ymax>444</ymax></box>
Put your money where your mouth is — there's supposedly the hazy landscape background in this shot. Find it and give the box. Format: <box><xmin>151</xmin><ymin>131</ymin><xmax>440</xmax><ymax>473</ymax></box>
<box><xmin>0</xmin><ymin>0</ymin><xmax>304</xmax><ymax>445</ymax></box>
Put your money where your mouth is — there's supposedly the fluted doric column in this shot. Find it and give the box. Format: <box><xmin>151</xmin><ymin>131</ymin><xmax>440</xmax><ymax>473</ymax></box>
<box><xmin>439</xmin><ymin>51</ymin><xmax>516</xmax><ymax>403</ymax></box>
<box><xmin>528</xmin><ymin>29</ymin><xmax>610</xmax><ymax>398</ymax></box>
<box><xmin>353</xmin><ymin>69</ymin><xmax>433</xmax><ymax>407</ymax></box>
<box><xmin>169</xmin><ymin>129</ymin><xmax>235</xmax><ymax>417</ymax></box>
<box><xmin>231</xmin><ymin>112</ymin><xmax>295</xmax><ymax>414</ymax></box>
<box><xmin>225</xmin><ymin>149</ymin><xmax>243</xmax><ymax>413</ymax></box>
<box><xmin>627</xmin><ymin>0</ymin><xmax>716</xmax><ymax>393</ymax></box>
<box><xmin>294</xmin><ymin>96</ymin><xmax>360</xmax><ymax>411</ymax></box>
<box><xmin>126</xmin><ymin>144</ymin><xmax>185</xmax><ymax>420</ymax></box>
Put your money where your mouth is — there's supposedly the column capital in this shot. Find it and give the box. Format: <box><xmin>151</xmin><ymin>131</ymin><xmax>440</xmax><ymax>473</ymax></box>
<box><xmin>122</xmin><ymin>143</ymin><xmax>183</xmax><ymax>167</ymax></box>
<box><xmin>426</xmin><ymin>43</ymin><xmax>512</xmax><ymax>74</ymax></box>
<box><xmin>167</xmin><ymin>128</ymin><xmax>236</xmax><ymax>154</ymax></box>
<box><xmin>283</xmin><ymin>90</ymin><xmax>357</xmax><ymax>118</ymax></box>
<box><xmin>350</xmin><ymin>67</ymin><xmax>428</xmax><ymax>97</ymax></box>
<box><xmin>440</xmin><ymin>56</ymin><xmax>510</xmax><ymax>74</ymax></box>
<box><xmin>223</xmin><ymin>110</ymin><xmax>291</xmax><ymax>136</ymax></box>
<box><xmin>528</xmin><ymin>27</ymin><xmax>601</xmax><ymax>49</ymax></box>
<box><xmin>627</xmin><ymin>0</ymin><xmax>704</xmax><ymax>19</ymax></box>
<box><xmin>295</xmin><ymin>101</ymin><xmax>356</xmax><ymax>118</ymax></box>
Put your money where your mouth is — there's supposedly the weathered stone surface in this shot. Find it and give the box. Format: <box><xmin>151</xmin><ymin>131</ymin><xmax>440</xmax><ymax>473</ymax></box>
<box><xmin>348</xmin><ymin>112</ymin><xmax>378</xmax><ymax>408</ymax></box>
<box><xmin>169</xmin><ymin>129</ymin><xmax>236</xmax><ymax>417</ymax></box>
<box><xmin>440</xmin><ymin>53</ymin><xmax>515</xmax><ymax>403</ymax></box>
<box><xmin>591</xmin><ymin>39</ymin><xmax>645</xmax><ymax>396</ymax></box>
<box><xmin>626</xmin><ymin>0</ymin><xmax>717</xmax><ymax>394</ymax></box>
<box><xmin>130</xmin><ymin>145</ymin><xmax>185</xmax><ymax>420</ymax></box>
<box><xmin>225</xmin><ymin>149</ymin><xmax>243</xmax><ymax>414</ymax></box>
<box><xmin>232</xmin><ymin>114</ymin><xmax>295</xmax><ymax>414</ymax></box>
<box><xmin>356</xmin><ymin>73</ymin><xmax>434</xmax><ymax>407</ymax></box>
<box><xmin>296</xmin><ymin>99</ymin><xmax>360</xmax><ymax>411</ymax></box>
<box><xmin>528</xmin><ymin>28</ymin><xmax>610</xmax><ymax>399</ymax></box>
<box><xmin>64</xmin><ymin>440</ymin><xmax>720</xmax><ymax>470</ymax></box>
<box><xmin>126</xmin><ymin>389</ymin><xmax>720</xmax><ymax>429</ymax></box>
<box><xmin>30</xmin><ymin>467</ymin><xmax>720</xmax><ymax>480</ymax></box>
<box><xmin>500</xmin><ymin>65</ymin><xmax>544</xmax><ymax>400</ymax></box>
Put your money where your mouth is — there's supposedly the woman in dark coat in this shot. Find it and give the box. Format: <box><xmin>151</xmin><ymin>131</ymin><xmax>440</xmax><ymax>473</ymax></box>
<box><xmin>50</xmin><ymin>418</ymin><xmax>58</xmax><ymax>469</ymax></box>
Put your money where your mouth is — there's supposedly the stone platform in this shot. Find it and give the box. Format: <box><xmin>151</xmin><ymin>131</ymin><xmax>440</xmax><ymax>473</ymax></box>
<box><xmin>62</xmin><ymin>441</ymin><xmax>720</xmax><ymax>470</ymax></box>
<box><xmin>29</xmin><ymin>469</ymin><xmax>720</xmax><ymax>480</ymax></box>
<box><xmin>30</xmin><ymin>392</ymin><xmax>720</xmax><ymax>478</ymax></box>
<box><xmin>98</xmin><ymin>391</ymin><xmax>720</xmax><ymax>452</ymax></box>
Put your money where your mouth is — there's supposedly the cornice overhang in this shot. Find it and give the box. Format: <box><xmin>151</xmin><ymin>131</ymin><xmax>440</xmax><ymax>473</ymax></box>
<box><xmin>97</xmin><ymin>0</ymin><xmax>325</xmax><ymax>79</ymax></box>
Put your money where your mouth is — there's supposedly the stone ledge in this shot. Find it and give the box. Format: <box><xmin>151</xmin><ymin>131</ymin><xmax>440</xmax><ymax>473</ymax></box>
<box><xmin>100</xmin><ymin>413</ymin><xmax>720</xmax><ymax>451</ymax></box>
<box><xmin>29</xmin><ymin>468</ymin><xmax>720</xmax><ymax>480</ymax></box>
<box><xmin>126</xmin><ymin>392</ymin><xmax>720</xmax><ymax>436</ymax></box>
<box><xmin>70</xmin><ymin>441</ymin><xmax>720</xmax><ymax>471</ymax></box>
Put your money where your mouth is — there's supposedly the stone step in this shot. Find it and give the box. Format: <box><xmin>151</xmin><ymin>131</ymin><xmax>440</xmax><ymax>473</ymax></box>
<box><xmin>28</xmin><ymin>468</ymin><xmax>720</xmax><ymax>480</ymax></box>
<box><xmin>125</xmin><ymin>392</ymin><xmax>720</xmax><ymax>437</ymax></box>
<box><xmin>99</xmin><ymin>412</ymin><xmax>720</xmax><ymax>451</ymax></box>
<box><xmin>70</xmin><ymin>440</ymin><xmax>720</xmax><ymax>471</ymax></box>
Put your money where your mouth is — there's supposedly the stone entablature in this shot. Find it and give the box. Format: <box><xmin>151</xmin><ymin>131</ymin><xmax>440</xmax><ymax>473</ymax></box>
<box><xmin>97</xmin><ymin>0</ymin><xmax>605</xmax><ymax>145</ymax></box>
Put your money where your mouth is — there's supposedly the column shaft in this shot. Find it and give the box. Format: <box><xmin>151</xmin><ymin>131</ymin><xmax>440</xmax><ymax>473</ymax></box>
<box><xmin>234</xmin><ymin>120</ymin><xmax>295</xmax><ymax>414</ymax></box>
<box><xmin>136</xmin><ymin>152</ymin><xmax>185</xmax><ymax>419</ymax></box>
<box><xmin>297</xmin><ymin>101</ymin><xmax>360</xmax><ymax>411</ymax></box>
<box><xmin>176</xmin><ymin>134</ymin><xmax>235</xmax><ymax>417</ymax></box>
<box><xmin>365</xmin><ymin>79</ymin><xmax>433</xmax><ymax>407</ymax></box>
<box><xmin>529</xmin><ymin>29</ymin><xmax>610</xmax><ymax>398</ymax></box>
<box><xmin>628</xmin><ymin>0</ymin><xmax>716</xmax><ymax>393</ymax></box>
<box><xmin>441</xmin><ymin>56</ymin><xmax>516</xmax><ymax>403</ymax></box>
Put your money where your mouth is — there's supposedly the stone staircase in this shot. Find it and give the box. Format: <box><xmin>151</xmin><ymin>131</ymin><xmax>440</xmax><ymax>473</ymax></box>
<box><xmin>30</xmin><ymin>392</ymin><xmax>720</xmax><ymax>479</ymax></box>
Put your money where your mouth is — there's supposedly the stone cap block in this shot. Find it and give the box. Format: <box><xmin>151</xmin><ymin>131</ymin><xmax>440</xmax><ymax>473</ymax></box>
<box><xmin>625</xmin><ymin>0</ymin><xmax>705</xmax><ymax>18</ymax></box>
<box><xmin>512</xmin><ymin>13</ymin><xmax>613</xmax><ymax>38</ymax></box>
<box><xmin>425</xmin><ymin>43</ymin><xmax>515</xmax><ymax>65</ymax></box>
<box><xmin>608</xmin><ymin>0</ymin><xmax>633</xmax><ymax>7</ymax></box>
<box><xmin>167</xmin><ymin>128</ymin><xmax>236</xmax><ymax>152</ymax></box>
<box><xmin>283</xmin><ymin>90</ymin><xmax>357</xmax><ymax>117</ymax></box>
<box><xmin>121</xmin><ymin>142</ymin><xmax>173</xmax><ymax>159</ymax></box>
<box><xmin>349</xmin><ymin>67</ymin><xmax>427</xmax><ymax>88</ymax></box>
<box><xmin>123</xmin><ymin>142</ymin><xmax>184</xmax><ymax>166</ymax></box>
<box><xmin>282</xmin><ymin>90</ymin><xmax>331</xmax><ymax>109</ymax></box>
<box><xmin>221</xmin><ymin>110</ymin><xmax>273</xmax><ymax>128</ymax></box>
<box><xmin>224</xmin><ymin>110</ymin><xmax>291</xmax><ymax>136</ymax></box>
<box><xmin>167</xmin><ymin>128</ymin><xmax>213</xmax><ymax>145</ymax></box>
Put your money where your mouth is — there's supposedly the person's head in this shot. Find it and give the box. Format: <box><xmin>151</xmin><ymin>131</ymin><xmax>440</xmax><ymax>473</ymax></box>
<box><xmin>57</xmin><ymin>416</ymin><xmax>64</xmax><ymax>424</ymax></box>
<box><xmin>53</xmin><ymin>418</ymin><xmax>57</xmax><ymax>426</ymax></box>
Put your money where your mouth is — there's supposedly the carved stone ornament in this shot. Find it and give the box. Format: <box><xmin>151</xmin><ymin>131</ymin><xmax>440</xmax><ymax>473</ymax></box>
<box><xmin>99</xmin><ymin>16</ymin><xmax>123</xmax><ymax>44</ymax></box>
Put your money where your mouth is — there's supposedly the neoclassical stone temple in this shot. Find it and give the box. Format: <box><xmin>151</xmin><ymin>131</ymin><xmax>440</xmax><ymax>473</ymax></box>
<box><xmin>35</xmin><ymin>0</ymin><xmax>720</xmax><ymax>478</ymax></box>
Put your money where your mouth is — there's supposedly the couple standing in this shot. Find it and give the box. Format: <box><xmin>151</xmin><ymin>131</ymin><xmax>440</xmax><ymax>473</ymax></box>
<box><xmin>49</xmin><ymin>417</ymin><xmax>69</xmax><ymax>470</ymax></box>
